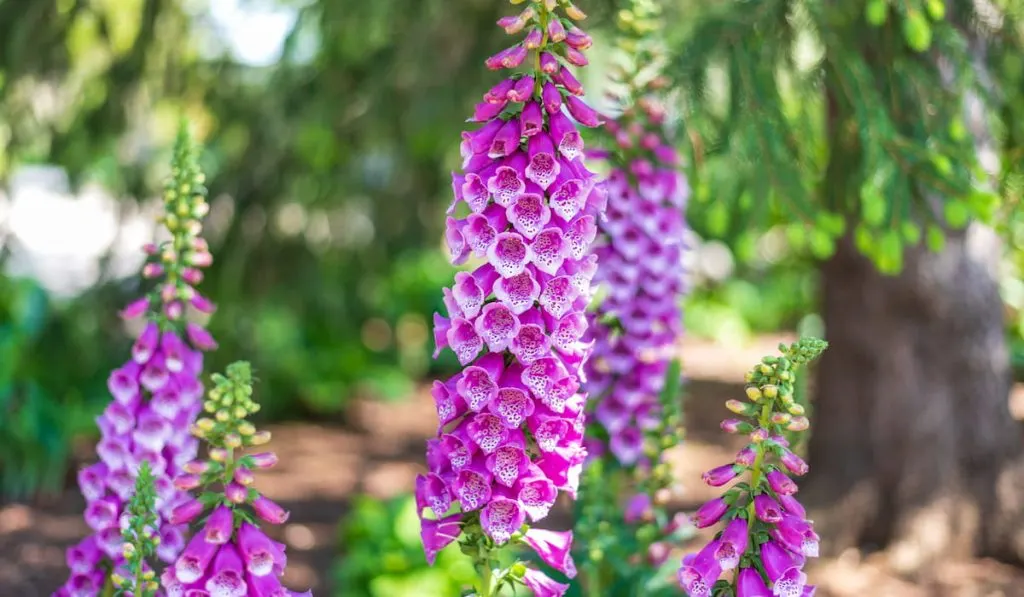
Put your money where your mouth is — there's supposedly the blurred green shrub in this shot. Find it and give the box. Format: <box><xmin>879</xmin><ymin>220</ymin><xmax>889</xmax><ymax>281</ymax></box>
<box><xmin>0</xmin><ymin>276</ymin><xmax>99</xmax><ymax>498</ymax></box>
<box><xmin>332</xmin><ymin>493</ymin><xmax>478</xmax><ymax>597</ymax></box>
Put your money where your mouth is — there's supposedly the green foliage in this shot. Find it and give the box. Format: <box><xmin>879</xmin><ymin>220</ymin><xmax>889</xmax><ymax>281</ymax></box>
<box><xmin>0</xmin><ymin>276</ymin><xmax>98</xmax><ymax>498</ymax></box>
<box><xmin>670</xmin><ymin>0</ymin><xmax>1019</xmax><ymax>274</ymax></box>
<box><xmin>333</xmin><ymin>494</ymin><xmax>478</xmax><ymax>597</ymax></box>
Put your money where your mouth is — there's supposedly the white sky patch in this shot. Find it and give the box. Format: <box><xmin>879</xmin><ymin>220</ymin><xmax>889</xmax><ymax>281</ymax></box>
<box><xmin>207</xmin><ymin>0</ymin><xmax>298</xmax><ymax>67</ymax></box>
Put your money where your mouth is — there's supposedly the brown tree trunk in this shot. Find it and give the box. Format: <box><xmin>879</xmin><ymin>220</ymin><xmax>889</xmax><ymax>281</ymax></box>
<box><xmin>803</xmin><ymin>227</ymin><xmax>1024</xmax><ymax>571</ymax></box>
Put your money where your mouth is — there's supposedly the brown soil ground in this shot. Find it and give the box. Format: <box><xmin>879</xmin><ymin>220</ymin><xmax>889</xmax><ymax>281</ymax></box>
<box><xmin>2</xmin><ymin>334</ymin><xmax>1023</xmax><ymax>597</ymax></box>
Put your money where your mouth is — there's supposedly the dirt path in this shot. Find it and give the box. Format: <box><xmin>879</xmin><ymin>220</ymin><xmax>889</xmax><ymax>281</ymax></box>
<box><xmin>2</xmin><ymin>335</ymin><xmax>1023</xmax><ymax>596</ymax></box>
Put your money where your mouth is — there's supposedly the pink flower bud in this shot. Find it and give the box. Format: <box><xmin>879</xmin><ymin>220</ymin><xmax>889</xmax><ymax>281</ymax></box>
<box><xmin>249</xmin><ymin>452</ymin><xmax>279</xmax><ymax>469</ymax></box>
<box><xmin>169</xmin><ymin>498</ymin><xmax>204</xmax><ymax>525</ymax></box>
<box><xmin>766</xmin><ymin>470</ymin><xmax>798</xmax><ymax>495</ymax></box>
<box><xmin>142</xmin><ymin>243</ymin><xmax>159</xmax><ymax>255</ymax></box>
<box><xmin>183</xmin><ymin>460</ymin><xmax>211</xmax><ymax>474</ymax></box>
<box><xmin>253</xmin><ymin>496</ymin><xmax>289</xmax><ymax>525</ymax></box>
<box><xmin>190</xmin><ymin>293</ymin><xmax>216</xmax><ymax>314</ymax></box>
<box><xmin>781</xmin><ymin>449</ymin><xmax>809</xmax><ymax>476</ymax></box>
<box><xmin>120</xmin><ymin>298</ymin><xmax>150</xmax><ymax>319</ymax></box>
<box><xmin>234</xmin><ymin>467</ymin><xmax>255</xmax><ymax>486</ymax></box>
<box><xmin>225</xmin><ymin>482</ymin><xmax>248</xmax><ymax>504</ymax></box>
<box><xmin>540</xmin><ymin>52</ymin><xmax>559</xmax><ymax>74</ymax></box>
<box><xmin>692</xmin><ymin>497</ymin><xmax>729</xmax><ymax>529</ymax></box>
<box><xmin>701</xmin><ymin>464</ymin><xmax>740</xmax><ymax>487</ymax></box>
<box><xmin>182</xmin><ymin>267</ymin><xmax>204</xmax><ymax>285</ymax></box>
<box><xmin>734</xmin><ymin>446</ymin><xmax>756</xmax><ymax>467</ymax></box>
<box><xmin>523</xmin><ymin>27</ymin><xmax>543</xmax><ymax>49</ymax></box>
<box><xmin>547</xmin><ymin>18</ymin><xmax>567</xmax><ymax>42</ymax></box>
<box><xmin>173</xmin><ymin>474</ymin><xmax>201</xmax><ymax>491</ymax></box>
<box><xmin>142</xmin><ymin>263</ymin><xmax>164</xmax><ymax>279</ymax></box>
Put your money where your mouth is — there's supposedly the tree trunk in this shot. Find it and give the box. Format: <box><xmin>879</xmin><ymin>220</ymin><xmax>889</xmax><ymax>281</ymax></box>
<box><xmin>803</xmin><ymin>227</ymin><xmax>1024</xmax><ymax>571</ymax></box>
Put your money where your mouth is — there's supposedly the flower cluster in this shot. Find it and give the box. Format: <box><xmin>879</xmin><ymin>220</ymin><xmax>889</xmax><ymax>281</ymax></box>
<box><xmin>574</xmin><ymin>2</ymin><xmax>692</xmax><ymax>590</ymax></box>
<box><xmin>680</xmin><ymin>339</ymin><xmax>827</xmax><ymax>597</ymax></box>
<box><xmin>161</xmin><ymin>361</ymin><xmax>311</xmax><ymax>597</ymax></box>
<box><xmin>60</xmin><ymin>125</ymin><xmax>217</xmax><ymax>597</ymax></box>
<box><xmin>419</xmin><ymin>0</ymin><xmax>603</xmax><ymax>594</ymax></box>
<box><xmin>584</xmin><ymin>4</ymin><xmax>689</xmax><ymax>467</ymax></box>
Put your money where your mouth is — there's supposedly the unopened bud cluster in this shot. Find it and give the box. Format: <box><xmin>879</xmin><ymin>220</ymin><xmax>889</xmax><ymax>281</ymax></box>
<box><xmin>111</xmin><ymin>462</ymin><xmax>160</xmax><ymax>597</ymax></box>
<box><xmin>680</xmin><ymin>338</ymin><xmax>826</xmax><ymax>597</ymax></box>
<box><xmin>162</xmin><ymin>362</ymin><xmax>310</xmax><ymax>596</ymax></box>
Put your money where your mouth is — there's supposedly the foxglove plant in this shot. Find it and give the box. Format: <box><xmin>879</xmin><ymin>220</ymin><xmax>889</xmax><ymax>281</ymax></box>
<box><xmin>680</xmin><ymin>338</ymin><xmax>827</xmax><ymax>597</ymax></box>
<box><xmin>575</xmin><ymin>1</ymin><xmax>693</xmax><ymax>592</ymax></box>
<box><xmin>419</xmin><ymin>0</ymin><xmax>603</xmax><ymax>595</ymax></box>
<box><xmin>112</xmin><ymin>461</ymin><xmax>161</xmax><ymax>597</ymax></box>
<box><xmin>59</xmin><ymin>124</ymin><xmax>217</xmax><ymax>597</ymax></box>
<box><xmin>162</xmin><ymin>361</ymin><xmax>311</xmax><ymax>597</ymax></box>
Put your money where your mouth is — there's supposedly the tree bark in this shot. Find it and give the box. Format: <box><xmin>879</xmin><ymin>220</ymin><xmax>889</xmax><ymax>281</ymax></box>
<box><xmin>803</xmin><ymin>227</ymin><xmax>1024</xmax><ymax>570</ymax></box>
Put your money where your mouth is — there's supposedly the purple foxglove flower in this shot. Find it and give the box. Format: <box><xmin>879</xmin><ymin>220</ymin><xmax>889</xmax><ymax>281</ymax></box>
<box><xmin>186</xmin><ymin>322</ymin><xmax>217</xmax><ymax>351</ymax></box>
<box><xmin>776</xmin><ymin>513</ymin><xmax>820</xmax><ymax>558</ymax></box>
<box><xmin>508</xmin><ymin>192</ymin><xmax>552</xmax><ymax>238</ymax></box>
<box><xmin>677</xmin><ymin>542</ymin><xmax>724</xmax><ymax>597</ymax></box>
<box><xmin>420</xmin><ymin>513</ymin><xmax>462</xmax><ymax>566</ymax></box>
<box><xmin>176</xmin><ymin>532</ymin><xmax>220</xmax><ymax>583</ymax></box>
<box><xmin>692</xmin><ymin>497</ymin><xmax>729</xmax><ymax>529</ymax></box>
<box><xmin>778</xmin><ymin>493</ymin><xmax>806</xmax><ymax>519</ymax></box>
<box><xmin>170</xmin><ymin>498</ymin><xmax>205</xmax><ymax>525</ymax></box>
<box><xmin>736</xmin><ymin>567</ymin><xmax>773</xmax><ymax>597</ymax></box>
<box><xmin>252</xmin><ymin>495</ymin><xmax>289</xmax><ymax>525</ymax></box>
<box><xmin>767</xmin><ymin>470</ymin><xmax>798</xmax><ymax>495</ymax></box>
<box><xmin>624</xmin><ymin>493</ymin><xmax>652</xmax><ymax>524</ymax></box>
<box><xmin>755</xmin><ymin>494</ymin><xmax>785</xmax><ymax>523</ymax></box>
<box><xmin>480</xmin><ymin>497</ymin><xmax>526</xmax><ymax>544</ymax></box>
<box><xmin>509</xmin><ymin>75</ymin><xmax>535</xmax><ymax>102</ymax></box>
<box><xmin>520</xmin><ymin>101</ymin><xmax>544</xmax><ymax>137</ymax></box>
<box><xmin>226</xmin><ymin>481</ymin><xmax>248</xmax><ymax>504</ymax></box>
<box><xmin>523</xmin><ymin>528</ymin><xmax>576</xmax><ymax>578</ymax></box>
<box><xmin>761</xmin><ymin>540</ymin><xmax>808</xmax><ymax>597</ymax></box>
<box><xmin>132</xmin><ymin>322</ymin><xmax>160</xmax><ymax>364</ymax></box>
<box><xmin>539</xmin><ymin>52</ymin><xmax>559</xmax><ymax>74</ymax></box>
<box><xmin>204</xmin><ymin>542</ymin><xmax>247</xmax><ymax>596</ymax></box>
<box><xmin>470</xmin><ymin>100</ymin><xmax>506</xmax><ymax>123</ymax></box>
<box><xmin>552</xmin><ymin>67</ymin><xmax>584</xmax><ymax>95</ymax></box>
<box><xmin>203</xmin><ymin>505</ymin><xmax>235</xmax><ymax>544</ymax></box>
<box><xmin>565</xmin><ymin>26</ymin><xmax>592</xmax><ymax>50</ymax></box>
<box><xmin>485</xmin><ymin>78</ymin><xmax>516</xmax><ymax>104</ymax></box>
<box><xmin>735</xmin><ymin>446</ymin><xmax>757</xmax><ymax>467</ymax></box>
<box><xmin>564</xmin><ymin>46</ymin><xmax>588</xmax><ymax>67</ymax></box>
<box><xmin>120</xmin><ymin>297</ymin><xmax>150</xmax><ymax>319</ymax></box>
<box><xmin>780</xmin><ymin>448</ymin><xmax>809</xmax><ymax>476</ymax></box>
<box><xmin>542</xmin><ymin>82</ymin><xmax>562</xmax><ymax>114</ymax></box>
<box><xmin>424</xmin><ymin>4</ymin><xmax>600</xmax><ymax>573</ymax></box>
<box><xmin>416</xmin><ymin>473</ymin><xmax>453</xmax><ymax>518</ymax></box>
<box><xmin>565</xmin><ymin>96</ymin><xmax>601</xmax><ymax>127</ymax></box>
<box><xmin>714</xmin><ymin>518</ymin><xmax>749</xmax><ymax>570</ymax></box>
<box><xmin>702</xmin><ymin>464</ymin><xmax>741</xmax><ymax>487</ymax></box>
<box><xmin>523</xmin><ymin>27</ymin><xmax>543</xmax><ymax>49</ymax></box>
<box><xmin>521</xmin><ymin>567</ymin><xmax>569</xmax><ymax>597</ymax></box>
<box><xmin>517</xmin><ymin>474</ymin><xmax>558</xmax><ymax>521</ymax></box>
<box><xmin>549</xmin><ymin>111</ymin><xmax>584</xmax><ymax>159</ymax></box>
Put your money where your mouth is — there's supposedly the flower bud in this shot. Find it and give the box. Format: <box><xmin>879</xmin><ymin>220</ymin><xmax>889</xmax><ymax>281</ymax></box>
<box><xmin>224</xmin><ymin>433</ymin><xmax>243</xmax><ymax>449</ymax></box>
<box><xmin>701</xmin><ymin>464</ymin><xmax>740</xmax><ymax>487</ymax></box>
<box><xmin>744</xmin><ymin>386</ymin><xmax>763</xmax><ymax>401</ymax></box>
<box><xmin>209</xmin><ymin>448</ymin><xmax>228</xmax><ymax>462</ymax></box>
<box><xmin>566</xmin><ymin>3</ymin><xmax>587</xmax><ymax>20</ymax></box>
<box><xmin>771</xmin><ymin>412</ymin><xmax>792</xmax><ymax>425</ymax></box>
<box><xmin>787</xmin><ymin>416</ymin><xmax>810</xmax><ymax>431</ymax></box>
<box><xmin>250</xmin><ymin>430</ymin><xmax>272</xmax><ymax>445</ymax></box>
<box><xmin>225</xmin><ymin>482</ymin><xmax>248</xmax><ymax>504</ymax></box>
<box><xmin>762</xmin><ymin>384</ymin><xmax>779</xmax><ymax>398</ymax></box>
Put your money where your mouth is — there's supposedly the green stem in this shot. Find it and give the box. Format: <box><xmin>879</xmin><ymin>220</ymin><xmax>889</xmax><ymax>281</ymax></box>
<box><xmin>477</xmin><ymin>560</ymin><xmax>493</xmax><ymax>597</ymax></box>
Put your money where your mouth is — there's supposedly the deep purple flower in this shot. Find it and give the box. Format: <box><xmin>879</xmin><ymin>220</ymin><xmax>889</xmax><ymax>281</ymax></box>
<box><xmin>736</xmin><ymin>567</ymin><xmax>773</xmax><ymax>597</ymax></box>
<box><xmin>767</xmin><ymin>470</ymin><xmax>798</xmax><ymax>495</ymax></box>
<box><xmin>677</xmin><ymin>542</ymin><xmax>724</xmax><ymax>597</ymax></box>
<box><xmin>702</xmin><ymin>464</ymin><xmax>741</xmax><ymax>487</ymax></box>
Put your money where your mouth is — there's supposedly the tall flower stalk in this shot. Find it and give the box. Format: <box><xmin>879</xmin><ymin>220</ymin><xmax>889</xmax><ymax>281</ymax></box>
<box><xmin>680</xmin><ymin>338</ymin><xmax>827</xmax><ymax>597</ymax></box>
<box><xmin>419</xmin><ymin>0</ymin><xmax>603</xmax><ymax>595</ymax></box>
<box><xmin>576</xmin><ymin>0</ymin><xmax>692</xmax><ymax>592</ymax></box>
<box><xmin>59</xmin><ymin>123</ymin><xmax>217</xmax><ymax>597</ymax></box>
<box><xmin>112</xmin><ymin>461</ymin><xmax>160</xmax><ymax>597</ymax></box>
<box><xmin>161</xmin><ymin>361</ymin><xmax>311</xmax><ymax>597</ymax></box>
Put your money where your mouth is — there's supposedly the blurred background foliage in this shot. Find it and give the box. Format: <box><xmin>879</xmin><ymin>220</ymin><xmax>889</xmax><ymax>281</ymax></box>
<box><xmin>0</xmin><ymin>0</ymin><xmax>1021</xmax><ymax>498</ymax></box>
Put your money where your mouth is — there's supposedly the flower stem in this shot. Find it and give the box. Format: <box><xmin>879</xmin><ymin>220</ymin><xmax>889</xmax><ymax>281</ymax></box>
<box><xmin>477</xmin><ymin>560</ymin><xmax>493</xmax><ymax>597</ymax></box>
